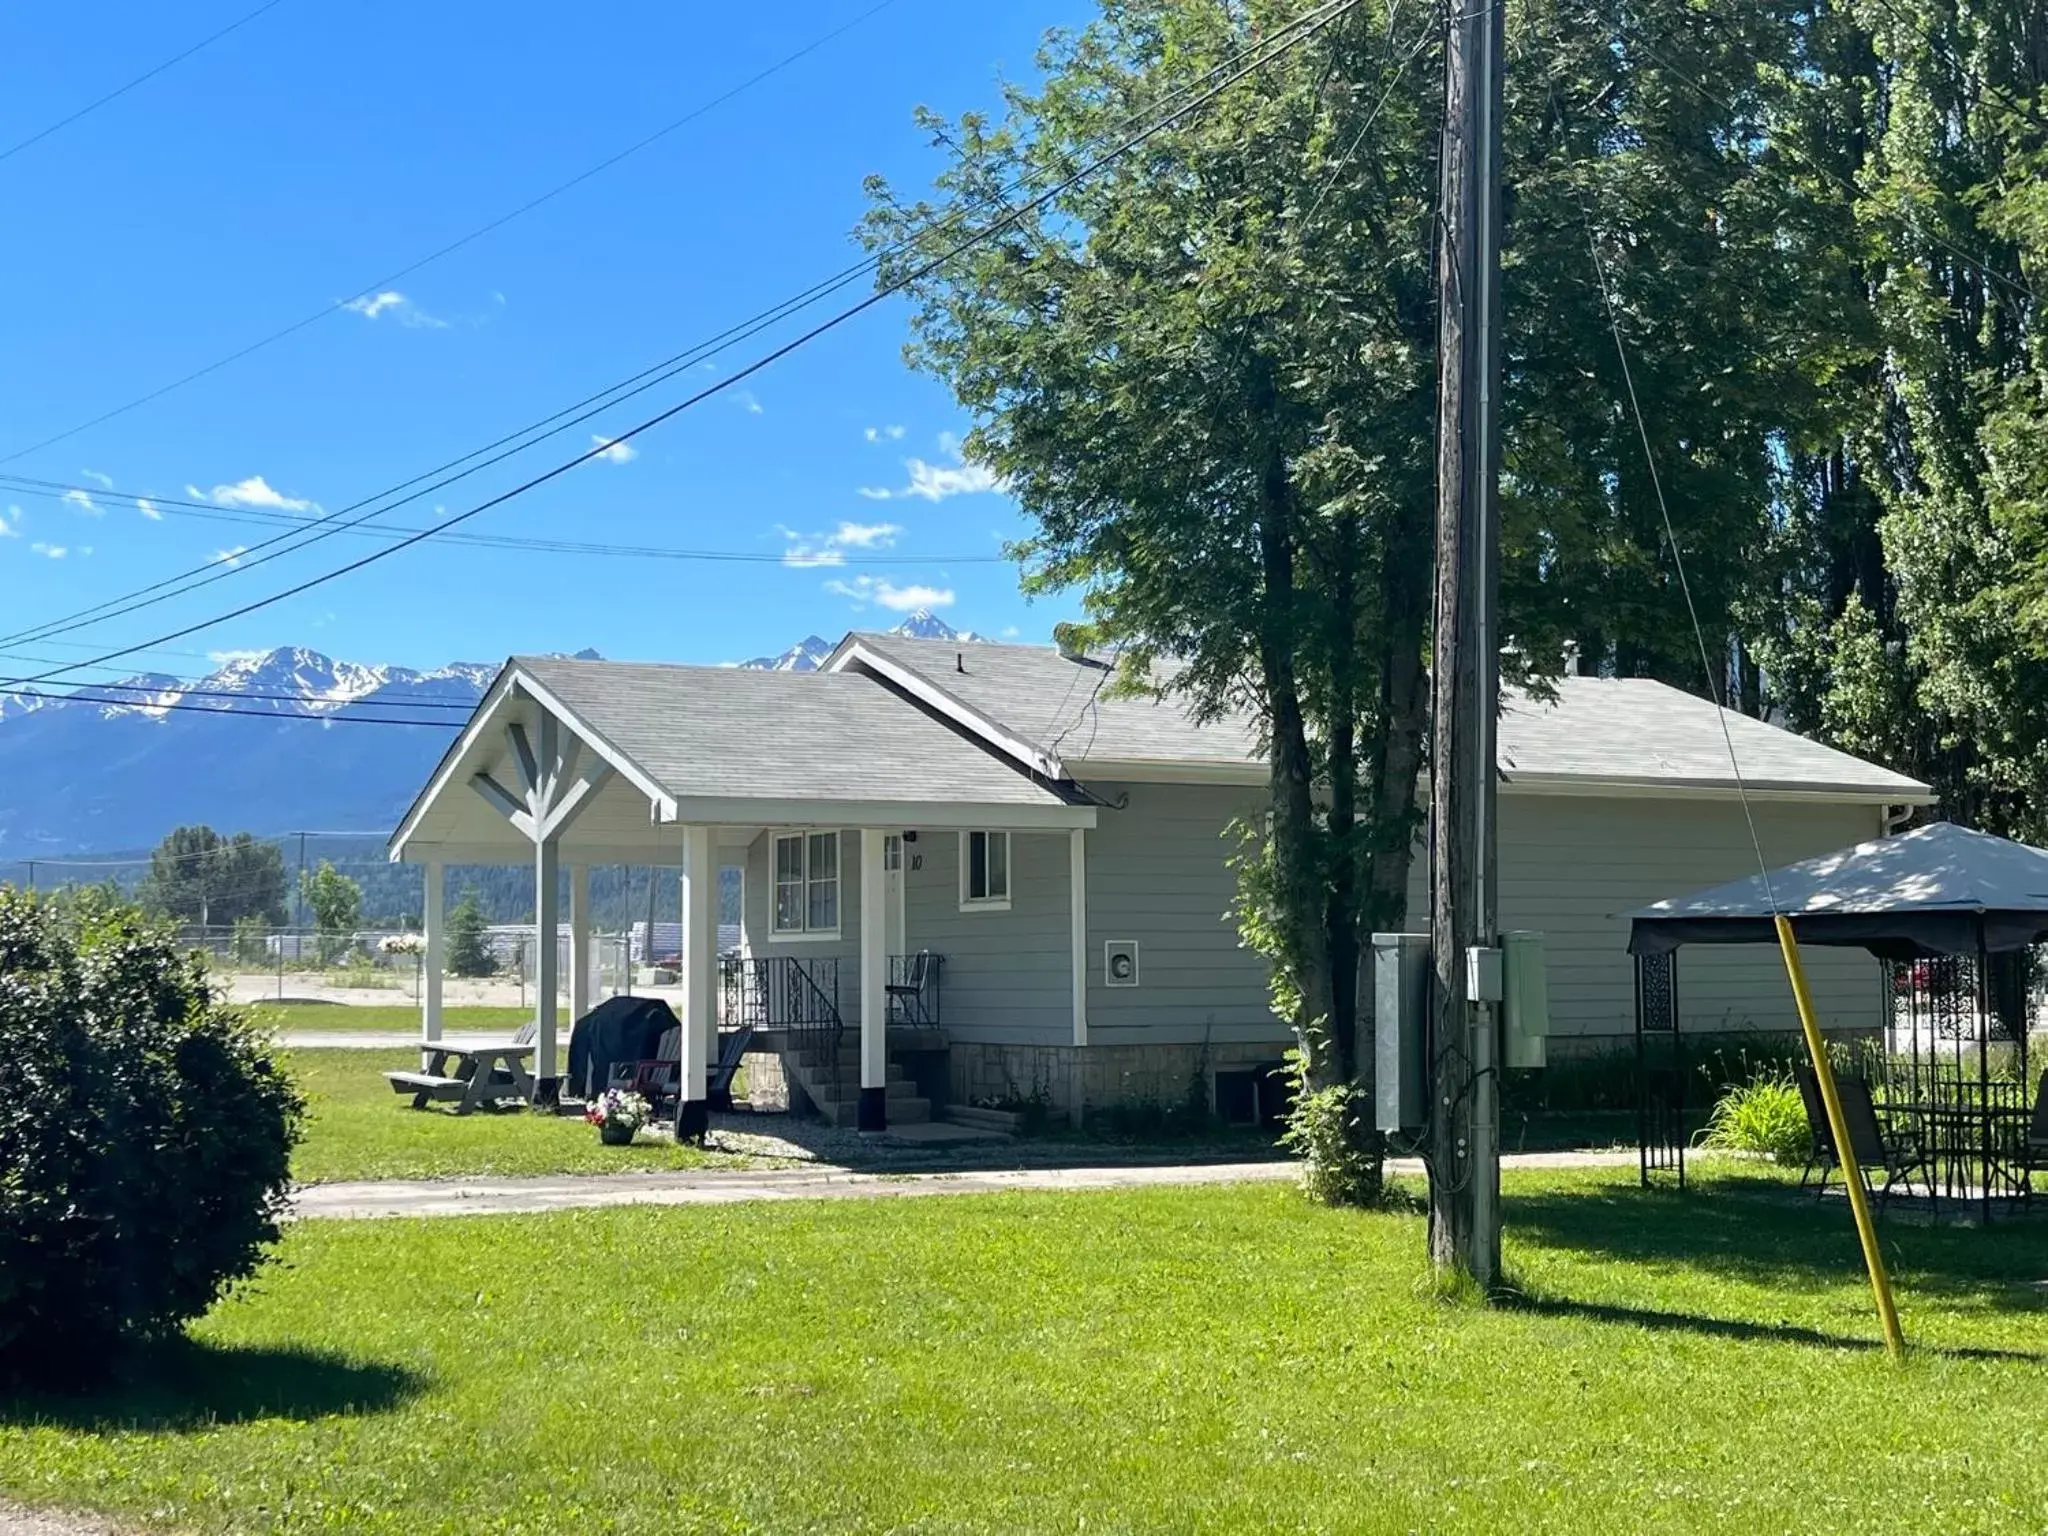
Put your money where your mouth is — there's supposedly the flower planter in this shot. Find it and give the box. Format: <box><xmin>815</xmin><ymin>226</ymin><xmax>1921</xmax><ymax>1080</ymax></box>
<box><xmin>598</xmin><ymin>1121</ymin><xmax>637</xmax><ymax>1147</ymax></box>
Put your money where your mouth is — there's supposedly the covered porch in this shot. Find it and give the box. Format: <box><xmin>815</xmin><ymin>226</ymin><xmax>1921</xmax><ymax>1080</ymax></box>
<box><xmin>386</xmin><ymin>655</ymin><xmax>1098</xmax><ymax>1136</ymax></box>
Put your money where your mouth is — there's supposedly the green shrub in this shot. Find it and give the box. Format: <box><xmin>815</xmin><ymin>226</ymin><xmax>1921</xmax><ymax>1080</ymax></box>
<box><xmin>1278</xmin><ymin>1050</ymin><xmax>1383</xmax><ymax>1207</ymax></box>
<box><xmin>0</xmin><ymin>887</ymin><xmax>304</xmax><ymax>1381</ymax></box>
<box><xmin>1698</xmin><ymin>1069</ymin><xmax>1812</xmax><ymax>1164</ymax></box>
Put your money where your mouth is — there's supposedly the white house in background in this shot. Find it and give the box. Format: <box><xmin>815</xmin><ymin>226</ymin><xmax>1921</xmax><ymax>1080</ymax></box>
<box><xmin>386</xmin><ymin>631</ymin><xmax>1933</xmax><ymax>1132</ymax></box>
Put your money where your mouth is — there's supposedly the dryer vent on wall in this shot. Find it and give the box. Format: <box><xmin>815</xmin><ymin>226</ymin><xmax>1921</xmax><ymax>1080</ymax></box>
<box><xmin>1104</xmin><ymin>939</ymin><xmax>1141</xmax><ymax>987</ymax></box>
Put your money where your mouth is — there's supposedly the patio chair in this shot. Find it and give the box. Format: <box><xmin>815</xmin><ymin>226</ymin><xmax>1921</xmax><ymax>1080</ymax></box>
<box><xmin>885</xmin><ymin>950</ymin><xmax>937</xmax><ymax>1026</ymax></box>
<box><xmin>1832</xmin><ymin>1073</ymin><xmax>1937</xmax><ymax>1216</ymax></box>
<box><xmin>608</xmin><ymin>1026</ymin><xmax>681</xmax><ymax>1116</ymax></box>
<box><xmin>2016</xmin><ymin>1075</ymin><xmax>2048</xmax><ymax>1203</ymax></box>
<box><xmin>1793</xmin><ymin>1065</ymin><xmax>1840</xmax><ymax>1195</ymax></box>
<box><xmin>607</xmin><ymin>1026</ymin><xmax>756</xmax><ymax>1117</ymax></box>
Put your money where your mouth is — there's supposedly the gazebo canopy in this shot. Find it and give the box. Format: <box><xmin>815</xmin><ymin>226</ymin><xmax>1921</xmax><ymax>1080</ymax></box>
<box><xmin>1626</xmin><ymin>822</ymin><xmax>2048</xmax><ymax>960</ymax></box>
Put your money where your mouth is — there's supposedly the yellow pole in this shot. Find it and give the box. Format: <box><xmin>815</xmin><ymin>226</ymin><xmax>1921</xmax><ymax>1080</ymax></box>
<box><xmin>1773</xmin><ymin>913</ymin><xmax>1906</xmax><ymax>1360</ymax></box>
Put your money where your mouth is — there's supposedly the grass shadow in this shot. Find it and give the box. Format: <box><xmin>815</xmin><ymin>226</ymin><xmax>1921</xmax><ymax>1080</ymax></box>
<box><xmin>1499</xmin><ymin>1288</ymin><xmax>2047</xmax><ymax>1362</ymax></box>
<box><xmin>0</xmin><ymin>1337</ymin><xmax>426</xmax><ymax>1432</ymax></box>
<box><xmin>1507</xmin><ymin>1176</ymin><xmax>2048</xmax><ymax>1303</ymax></box>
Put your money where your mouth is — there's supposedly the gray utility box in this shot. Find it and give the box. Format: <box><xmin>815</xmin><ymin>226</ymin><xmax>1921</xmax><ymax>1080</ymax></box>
<box><xmin>1502</xmin><ymin>930</ymin><xmax>1550</xmax><ymax>1069</ymax></box>
<box><xmin>1373</xmin><ymin>932</ymin><xmax>1430</xmax><ymax>1134</ymax></box>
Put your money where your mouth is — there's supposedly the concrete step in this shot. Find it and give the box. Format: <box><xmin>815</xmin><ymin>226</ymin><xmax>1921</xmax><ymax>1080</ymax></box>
<box><xmin>945</xmin><ymin>1103</ymin><xmax>1025</xmax><ymax>1134</ymax></box>
<box><xmin>814</xmin><ymin>1096</ymin><xmax>931</xmax><ymax>1127</ymax></box>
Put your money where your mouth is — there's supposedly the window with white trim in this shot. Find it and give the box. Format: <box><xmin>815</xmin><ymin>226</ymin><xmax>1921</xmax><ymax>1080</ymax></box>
<box><xmin>771</xmin><ymin>830</ymin><xmax>840</xmax><ymax>937</ymax></box>
<box><xmin>959</xmin><ymin>830</ymin><xmax>1011</xmax><ymax>910</ymax></box>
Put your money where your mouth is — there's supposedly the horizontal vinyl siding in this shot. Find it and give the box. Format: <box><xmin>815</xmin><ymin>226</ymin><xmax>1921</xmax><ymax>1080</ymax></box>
<box><xmin>739</xmin><ymin>829</ymin><xmax>864</xmax><ymax>1004</ymax></box>
<box><xmin>905</xmin><ymin>829</ymin><xmax>1070</xmax><ymax>1044</ymax></box>
<box><xmin>1085</xmin><ymin>782</ymin><xmax>1288</xmax><ymax>1047</ymax></box>
<box><xmin>1401</xmin><ymin>797</ymin><xmax>1885</xmax><ymax>1040</ymax></box>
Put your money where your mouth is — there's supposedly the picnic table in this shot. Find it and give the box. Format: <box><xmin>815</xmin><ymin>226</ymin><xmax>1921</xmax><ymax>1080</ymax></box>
<box><xmin>385</xmin><ymin>1038</ymin><xmax>538</xmax><ymax>1114</ymax></box>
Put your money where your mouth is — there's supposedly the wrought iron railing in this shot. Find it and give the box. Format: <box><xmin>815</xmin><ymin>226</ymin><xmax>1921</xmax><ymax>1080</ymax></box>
<box><xmin>719</xmin><ymin>955</ymin><xmax>843</xmax><ymax>1098</ymax></box>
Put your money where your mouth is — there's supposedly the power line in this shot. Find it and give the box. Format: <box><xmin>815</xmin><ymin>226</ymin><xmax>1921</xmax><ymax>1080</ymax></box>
<box><xmin>1580</xmin><ymin>213</ymin><xmax>1775</xmax><ymax>902</ymax></box>
<box><xmin>0</xmin><ymin>0</ymin><xmax>904</xmax><ymax>467</ymax></box>
<box><xmin>0</xmin><ymin>0</ymin><xmax>294</xmax><ymax>167</ymax></box>
<box><xmin>0</xmin><ymin>0</ymin><xmax>1358</xmax><ymax>659</ymax></box>
<box><xmin>0</xmin><ymin>0</ymin><xmax>1364</xmax><ymax>696</ymax></box>
<box><xmin>0</xmin><ymin>667</ymin><xmax>473</xmax><ymax>710</ymax></box>
<box><xmin>0</xmin><ymin>475</ymin><xmax>1011</xmax><ymax>567</ymax></box>
<box><xmin>0</xmin><ymin>680</ymin><xmax>461</xmax><ymax>726</ymax></box>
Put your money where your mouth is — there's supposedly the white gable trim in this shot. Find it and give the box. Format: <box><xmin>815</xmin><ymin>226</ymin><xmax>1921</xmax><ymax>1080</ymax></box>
<box><xmin>825</xmin><ymin>639</ymin><xmax>1068</xmax><ymax>782</ymax></box>
<box><xmin>388</xmin><ymin>662</ymin><xmax>675</xmax><ymax>862</ymax></box>
<box><xmin>509</xmin><ymin>669</ymin><xmax>677</xmax><ymax>820</ymax></box>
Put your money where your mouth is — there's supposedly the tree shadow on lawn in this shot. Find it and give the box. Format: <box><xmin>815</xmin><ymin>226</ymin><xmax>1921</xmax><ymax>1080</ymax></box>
<box><xmin>1498</xmin><ymin>1289</ymin><xmax>2045</xmax><ymax>1362</ymax></box>
<box><xmin>0</xmin><ymin>1337</ymin><xmax>425</xmax><ymax>1433</ymax></box>
<box><xmin>1507</xmin><ymin>1175</ymin><xmax>2048</xmax><ymax>1317</ymax></box>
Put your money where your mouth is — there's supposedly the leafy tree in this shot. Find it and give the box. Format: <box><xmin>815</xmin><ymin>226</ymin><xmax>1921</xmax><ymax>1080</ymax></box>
<box><xmin>0</xmin><ymin>888</ymin><xmax>302</xmax><ymax>1379</ymax></box>
<box><xmin>864</xmin><ymin>0</ymin><xmax>1817</xmax><ymax>1200</ymax></box>
<box><xmin>446</xmin><ymin>888</ymin><xmax>496</xmax><ymax>978</ymax></box>
<box><xmin>303</xmin><ymin>860</ymin><xmax>362</xmax><ymax>962</ymax></box>
<box><xmin>139</xmin><ymin>826</ymin><xmax>287</xmax><ymax>930</ymax></box>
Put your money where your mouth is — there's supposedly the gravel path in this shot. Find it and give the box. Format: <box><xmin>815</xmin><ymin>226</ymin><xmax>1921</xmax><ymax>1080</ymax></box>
<box><xmin>292</xmin><ymin>1148</ymin><xmax>1638</xmax><ymax>1221</ymax></box>
<box><xmin>0</xmin><ymin>1502</ymin><xmax>136</xmax><ymax>1535</ymax></box>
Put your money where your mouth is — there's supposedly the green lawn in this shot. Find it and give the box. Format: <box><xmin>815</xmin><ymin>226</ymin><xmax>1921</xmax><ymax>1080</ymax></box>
<box><xmin>5</xmin><ymin>1167</ymin><xmax>2048</xmax><ymax>1533</ymax></box>
<box><xmin>286</xmin><ymin>1049</ymin><xmax>736</xmax><ymax>1183</ymax></box>
<box><xmin>250</xmin><ymin>1002</ymin><xmax>532</xmax><ymax>1035</ymax></box>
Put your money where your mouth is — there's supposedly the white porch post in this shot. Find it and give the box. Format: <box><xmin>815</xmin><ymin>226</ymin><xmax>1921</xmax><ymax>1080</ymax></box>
<box><xmin>858</xmin><ymin>826</ymin><xmax>888</xmax><ymax>1133</ymax></box>
<box><xmin>534</xmin><ymin>834</ymin><xmax>560</xmax><ymax>1099</ymax></box>
<box><xmin>677</xmin><ymin>825</ymin><xmax>717</xmax><ymax>1142</ymax></box>
<box><xmin>1069</xmin><ymin>828</ymin><xmax>1088</xmax><ymax>1047</ymax></box>
<box><xmin>568</xmin><ymin>862</ymin><xmax>592</xmax><ymax>1024</ymax></box>
<box><xmin>421</xmin><ymin>859</ymin><xmax>445</xmax><ymax>1066</ymax></box>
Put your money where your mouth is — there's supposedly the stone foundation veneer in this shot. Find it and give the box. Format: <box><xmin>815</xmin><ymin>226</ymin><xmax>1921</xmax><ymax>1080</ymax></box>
<box><xmin>948</xmin><ymin>1040</ymin><xmax>1291</xmax><ymax>1123</ymax></box>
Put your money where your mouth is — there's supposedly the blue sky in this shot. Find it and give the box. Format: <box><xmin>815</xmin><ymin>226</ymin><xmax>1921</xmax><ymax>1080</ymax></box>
<box><xmin>0</xmin><ymin>0</ymin><xmax>1094</xmax><ymax>682</ymax></box>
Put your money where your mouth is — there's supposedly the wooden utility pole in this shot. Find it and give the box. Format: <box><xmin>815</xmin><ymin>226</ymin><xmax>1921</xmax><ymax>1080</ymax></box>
<box><xmin>1427</xmin><ymin>0</ymin><xmax>1507</xmax><ymax>1289</ymax></box>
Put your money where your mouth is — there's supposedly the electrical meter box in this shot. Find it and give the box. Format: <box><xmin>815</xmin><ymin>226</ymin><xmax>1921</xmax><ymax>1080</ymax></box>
<box><xmin>1502</xmin><ymin>930</ymin><xmax>1550</xmax><ymax>1070</ymax></box>
<box><xmin>1372</xmin><ymin>932</ymin><xmax>1430</xmax><ymax>1133</ymax></box>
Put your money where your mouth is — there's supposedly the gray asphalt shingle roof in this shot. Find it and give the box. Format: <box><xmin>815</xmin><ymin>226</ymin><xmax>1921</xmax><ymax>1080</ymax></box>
<box><xmin>848</xmin><ymin>633</ymin><xmax>1263</xmax><ymax>767</ymax></box>
<box><xmin>513</xmin><ymin>655</ymin><xmax>1070</xmax><ymax>808</ymax></box>
<box><xmin>848</xmin><ymin>634</ymin><xmax>1931</xmax><ymax>798</ymax></box>
<box><xmin>1498</xmin><ymin>678</ymin><xmax>1930</xmax><ymax>797</ymax></box>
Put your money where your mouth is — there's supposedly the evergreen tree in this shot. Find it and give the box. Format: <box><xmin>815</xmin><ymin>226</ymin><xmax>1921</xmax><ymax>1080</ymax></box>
<box><xmin>446</xmin><ymin>889</ymin><xmax>496</xmax><ymax>978</ymax></box>
<box><xmin>303</xmin><ymin>860</ymin><xmax>362</xmax><ymax>963</ymax></box>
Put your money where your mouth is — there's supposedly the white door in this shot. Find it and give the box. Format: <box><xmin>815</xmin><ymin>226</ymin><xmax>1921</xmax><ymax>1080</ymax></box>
<box><xmin>883</xmin><ymin>834</ymin><xmax>907</xmax><ymax>957</ymax></box>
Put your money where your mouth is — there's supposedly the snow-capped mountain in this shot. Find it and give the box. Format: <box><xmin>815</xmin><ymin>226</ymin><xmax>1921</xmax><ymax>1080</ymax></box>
<box><xmin>0</xmin><ymin>620</ymin><xmax>992</xmax><ymax>857</ymax></box>
<box><xmin>0</xmin><ymin>646</ymin><xmax>502</xmax><ymax>857</ymax></box>
<box><xmin>737</xmin><ymin>610</ymin><xmax>982</xmax><ymax>671</ymax></box>
<box><xmin>739</xmin><ymin>635</ymin><xmax>835</xmax><ymax>673</ymax></box>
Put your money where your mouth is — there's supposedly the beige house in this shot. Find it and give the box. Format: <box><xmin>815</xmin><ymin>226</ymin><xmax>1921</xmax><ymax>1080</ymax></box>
<box><xmin>388</xmin><ymin>632</ymin><xmax>1932</xmax><ymax>1129</ymax></box>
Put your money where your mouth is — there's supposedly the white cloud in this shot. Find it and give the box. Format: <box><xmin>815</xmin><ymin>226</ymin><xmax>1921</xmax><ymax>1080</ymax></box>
<box><xmin>733</xmin><ymin>389</ymin><xmax>764</xmax><ymax>416</ymax></box>
<box><xmin>190</xmin><ymin>476</ymin><xmax>317</xmax><ymax>513</ymax></box>
<box><xmin>858</xmin><ymin>435</ymin><xmax>1004</xmax><ymax>502</ymax></box>
<box><xmin>213</xmin><ymin>545</ymin><xmax>248</xmax><ymax>567</ymax></box>
<box><xmin>61</xmin><ymin>488</ymin><xmax>100</xmax><ymax>515</ymax></box>
<box><xmin>207</xmin><ymin>648</ymin><xmax>267</xmax><ymax>664</ymax></box>
<box><xmin>863</xmin><ymin>424</ymin><xmax>907</xmax><ymax>443</ymax></box>
<box><xmin>80</xmin><ymin>469</ymin><xmax>114</xmax><ymax>490</ymax></box>
<box><xmin>136</xmin><ymin>497</ymin><xmax>162</xmax><ymax>521</ymax></box>
<box><xmin>589</xmin><ymin>434</ymin><xmax>638</xmax><ymax>465</ymax></box>
<box><xmin>1001</xmin><ymin>625</ymin><xmax>1021</xmax><ymax>638</ymax></box>
<box><xmin>779</xmin><ymin>519</ymin><xmax>901</xmax><ymax>568</ymax></box>
<box><xmin>823</xmin><ymin>575</ymin><xmax>955</xmax><ymax>612</ymax></box>
<box><xmin>343</xmin><ymin>290</ymin><xmax>448</xmax><ymax>329</ymax></box>
<box><xmin>30</xmin><ymin>542</ymin><xmax>66</xmax><ymax>559</ymax></box>
<box><xmin>343</xmin><ymin>291</ymin><xmax>405</xmax><ymax>319</ymax></box>
<box><xmin>0</xmin><ymin>505</ymin><xmax>20</xmax><ymax>537</ymax></box>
